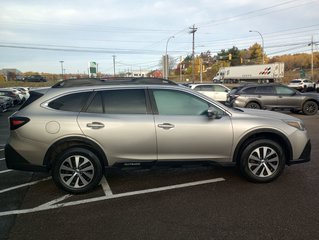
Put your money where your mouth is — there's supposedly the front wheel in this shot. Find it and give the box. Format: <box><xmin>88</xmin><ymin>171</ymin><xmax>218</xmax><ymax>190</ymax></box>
<box><xmin>239</xmin><ymin>139</ymin><xmax>285</xmax><ymax>183</ymax></box>
<box><xmin>302</xmin><ymin>101</ymin><xmax>318</xmax><ymax>115</ymax></box>
<box><xmin>52</xmin><ymin>148</ymin><xmax>103</xmax><ymax>194</ymax></box>
<box><xmin>245</xmin><ymin>102</ymin><xmax>261</xmax><ymax>109</ymax></box>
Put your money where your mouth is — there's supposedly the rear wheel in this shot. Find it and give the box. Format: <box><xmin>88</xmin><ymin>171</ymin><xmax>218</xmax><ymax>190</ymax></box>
<box><xmin>52</xmin><ymin>148</ymin><xmax>103</xmax><ymax>194</ymax></box>
<box><xmin>245</xmin><ymin>102</ymin><xmax>261</xmax><ymax>109</ymax></box>
<box><xmin>302</xmin><ymin>101</ymin><xmax>318</xmax><ymax>115</ymax></box>
<box><xmin>239</xmin><ymin>139</ymin><xmax>285</xmax><ymax>183</ymax></box>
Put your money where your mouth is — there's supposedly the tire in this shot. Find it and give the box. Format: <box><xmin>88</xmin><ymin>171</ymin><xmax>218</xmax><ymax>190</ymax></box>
<box><xmin>245</xmin><ymin>102</ymin><xmax>261</xmax><ymax>109</ymax></box>
<box><xmin>239</xmin><ymin>139</ymin><xmax>285</xmax><ymax>183</ymax></box>
<box><xmin>52</xmin><ymin>148</ymin><xmax>103</xmax><ymax>194</ymax></box>
<box><xmin>302</xmin><ymin>101</ymin><xmax>318</xmax><ymax>115</ymax></box>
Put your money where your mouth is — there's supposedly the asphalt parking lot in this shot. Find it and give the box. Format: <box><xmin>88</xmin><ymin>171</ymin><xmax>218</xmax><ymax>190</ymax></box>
<box><xmin>1</xmin><ymin>107</ymin><xmax>319</xmax><ymax>240</ymax></box>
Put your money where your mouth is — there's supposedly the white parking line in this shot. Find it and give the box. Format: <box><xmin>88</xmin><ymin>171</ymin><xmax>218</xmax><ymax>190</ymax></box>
<box><xmin>0</xmin><ymin>177</ymin><xmax>225</xmax><ymax>217</ymax></box>
<box><xmin>100</xmin><ymin>176</ymin><xmax>113</xmax><ymax>196</ymax></box>
<box><xmin>0</xmin><ymin>169</ymin><xmax>13</xmax><ymax>174</ymax></box>
<box><xmin>0</xmin><ymin>177</ymin><xmax>51</xmax><ymax>194</ymax></box>
<box><xmin>0</xmin><ymin>149</ymin><xmax>4</xmax><ymax>152</ymax></box>
<box><xmin>0</xmin><ymin>158</ymin><xmax>5</xmax><ymax>161</ymax></box>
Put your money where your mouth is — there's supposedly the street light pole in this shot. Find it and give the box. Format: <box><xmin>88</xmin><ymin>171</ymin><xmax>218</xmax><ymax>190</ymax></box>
<box><xmin>59</xmin><ymin>61</ymin><xmax>64</xmax><ymax>79</ymax></box>
<box><xmin>249</xmin><ymin>30</ymin><xmax>264</xmax><ymax>64</ymax></box>
<box><xmin>165</xmin><ymin>36</ymin><xmax>174</xmax><ymax>79</ymax></box>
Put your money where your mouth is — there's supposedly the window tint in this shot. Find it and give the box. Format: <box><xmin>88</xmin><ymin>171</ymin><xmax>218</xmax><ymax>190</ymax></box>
<box><xmin>102</xmin><ymin>89</ymin><xmax>147</xmax><ymax>114</ymax></box>
<box><xmin>242</xmin><ymin>87</ymin><xmax>256</xmax><ymax>94</ymax></box>
<box><xmin>256</xmin><ymin>86</ymin><xmax>274</xmax><ymax>94</ymax></box>
<box><xmin>275</xmin><ymin>86</ymin><xmax>295</xmax><ymax>95</ymax></box>
<box><xmin>86</xmin><ymin>92</ymin><xmax>103</xmax><ymax>113</ymax></box>
<box><xmin>48</xmin><ymin>92</ymin><xmax>90</xmax><ymax>112</ymax></box>
<box><xmin>153</xmin><ymin>90</ymin><xmax>209</xmax><ymax>115</ymax></box>
<box><xmin>214</xmin><ymin>85</ymin><xmax>227</xmax><ymax>92</ymax></box>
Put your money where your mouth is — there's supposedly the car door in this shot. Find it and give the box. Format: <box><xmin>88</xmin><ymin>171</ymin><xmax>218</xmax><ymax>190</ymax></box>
<box><xmin>150</xmin><ymin>88</ymin><xmax>233</xmax><ymax>162</ymax></box>
<box><xmin>213</xmin><ymin>85</ymin><xmax>229</xmax><ymax>102</ymax></box>
<box><xmin>77</xmin><ymin>88</ymin><xmax>157</xmax><ymax>165</ymax></box>
<box><xmin>194</xmin><ymin>85</ymin><xmax>216</xmax><ymax>100</ymax></box>
<box><xmin>255</xmin><ymin>86</ymin><xmax>277</xmax><ymax>108</ymax></box>
<box><xmin>275</xmin><ymin>85</ymin><xmax>302</xmax><ymax>108</ymax></box>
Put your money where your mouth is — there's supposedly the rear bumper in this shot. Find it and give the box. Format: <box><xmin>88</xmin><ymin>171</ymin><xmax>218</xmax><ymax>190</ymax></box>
<box><xmin>287</xmin><ymin>140</ymin><xmax>311</xmax><ymax>165</ymax></box>
<box><xmin>5</xmin><ymin>144</ymin><xmax>48</xmax><ymax>172</ymax></box>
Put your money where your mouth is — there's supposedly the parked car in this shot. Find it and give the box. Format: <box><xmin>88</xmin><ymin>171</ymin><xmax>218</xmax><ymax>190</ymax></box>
<box><xmin>24</xmin><ymin>75</ymin><xmax>47</xmax><ymax>82</ymax></box>
<box><xmin>13</xmin><ymin>87</ymin><xmax>30</xmax><ymax>101</ymax></box>
<box><xmin>189</xmin><ymin>83</ymin><xmax>230</xmax><ymax>102</ymax></box>
<box><xmin>0</xmin><ymin>95</ymin><xmax>14</xmax><ymax>110</ymax></box>
<box><xmin>0</xmin><ymin>98</ymin><xmax>7</xmax><ymax>112</ymax></box>
<box><xmin>288</xmin><ymin>79</ymin><xmax>315</xmax><ymax>92</ymax></box>
<box><xmin>5</xmin><ymin>83</ymin><xmax>310</xmax><ymax>193</ymax></box>
<box><xmin>226</xmin><ymin>83</ymin><xmax>319</xmax><ymax>115</ymax></box>
<box><xmin>0</xmin><ymin>89</ymin><xmax>22</xmax><ymax>105</ymax></box>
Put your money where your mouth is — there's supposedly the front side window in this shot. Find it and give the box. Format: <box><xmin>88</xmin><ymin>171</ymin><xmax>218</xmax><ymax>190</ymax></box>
<box><xmin>275</xmin><ymin>86</ymin><xmax>295</xmax><ymax>95</ymax></box>
<box><xmin>214</xmin><ymin>85</ymin><xmax>228</xmax><ymax>92</ymax></box>
<box><xmin>153</xmin><ymin>90</ymin><xmax>209</xmax><ymax>115</ymax></box>
<box><xmin>48</xmin><ymin>92</ymin><xmax>91</xmax><ymax>112</ymax></box>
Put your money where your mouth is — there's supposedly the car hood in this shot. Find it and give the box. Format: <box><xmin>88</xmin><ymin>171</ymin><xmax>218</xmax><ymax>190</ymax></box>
<box><xmin>235</xmin><ymin>108</ymin><xmax>300</xmax><ymax>121</ymax></box>
<box><xmin>300</xmin><ymin>92</ymin><xmax>319</xmax><ymax>98</ymax></box>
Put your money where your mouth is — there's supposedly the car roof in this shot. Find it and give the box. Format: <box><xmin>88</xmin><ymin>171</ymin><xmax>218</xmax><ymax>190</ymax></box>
<box><xmin>51</xmin><ymin>77</ymin><xmax>178</xmax><ymax>88</ymax></box>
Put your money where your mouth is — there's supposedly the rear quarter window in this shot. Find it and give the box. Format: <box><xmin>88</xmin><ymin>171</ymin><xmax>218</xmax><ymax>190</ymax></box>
<box><xmin>48</xmin><ymin>92</ymin><xmax>91</xmax><ymax>112</ymax></box>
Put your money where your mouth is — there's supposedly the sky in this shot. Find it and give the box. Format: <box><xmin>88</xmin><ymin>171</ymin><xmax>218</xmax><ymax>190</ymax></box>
<box><xmin>0</xmin><ymin>0</ymin><xmax>319</xmax><ymax>74</ymax></box>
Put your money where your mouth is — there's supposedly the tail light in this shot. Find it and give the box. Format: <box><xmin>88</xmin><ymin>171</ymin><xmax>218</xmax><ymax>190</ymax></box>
<box><xmin>9</xmin><ymin>117</ymin><xmax>30</xmax><ymax>130</ymax></box>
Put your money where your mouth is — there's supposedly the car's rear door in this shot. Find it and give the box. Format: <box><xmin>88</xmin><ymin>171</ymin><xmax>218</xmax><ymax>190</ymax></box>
<box><xmin>77</xmin><ymin>88</ymin><xmax>157</xmax><ymax>165</ymax></box>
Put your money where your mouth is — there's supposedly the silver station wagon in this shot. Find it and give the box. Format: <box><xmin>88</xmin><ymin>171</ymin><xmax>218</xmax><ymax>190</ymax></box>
<box><xmin>5</xmin><ymin>82</ymin><xmax>311</xmax><ymax>193</ymax></box>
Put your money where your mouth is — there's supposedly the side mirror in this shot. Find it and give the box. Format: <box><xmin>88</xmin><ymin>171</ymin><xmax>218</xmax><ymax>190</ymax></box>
<box><xmin>207</xmin><ymin>107</ymin><xmax>222</xmax><ymax>119</ymax></box>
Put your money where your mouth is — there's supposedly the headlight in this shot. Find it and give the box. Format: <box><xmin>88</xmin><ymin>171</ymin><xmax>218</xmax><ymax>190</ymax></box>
<box><xmin>284</xmin><ymin>120</ymin><xmax>305</xmax><ymax>131</ymax></box>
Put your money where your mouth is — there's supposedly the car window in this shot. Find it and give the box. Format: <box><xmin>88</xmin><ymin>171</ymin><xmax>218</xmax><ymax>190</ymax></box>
<box><xmin>102</xmin><ymin>89</ymin><xmax>147</xmax><ymax>114</ymax></box>
<box><xmin>256</xmin><ymin>86</ymin><xmax>274</xmax><ymax>94</ymax></box>
<box><xmin>48</xmin><ymin>92</ymin><xmax>91</xmax><ymax>112</ymax></box>
<box><xmin>275</xmin><ymin>86</ymin><xmax>295</xmax><ymax>95</ymax></box>
<box><xmin>153</xmin><ymin>89</ymin><xmax>209</xmax><ymax>115</ymax></box>
<box><xmin>242</xmin><ymin>87</ymin><xmax>256</xmax><ymax>94</ymax></box>
<box><xmin>214</xmin><ymin>85</ymin><xmax>227</xmax><ymax>92</ymax></box>
<box><xmin>86</xmin><ymin>92</ymin><xmax>103</xmax><ymax>114</ymax></box>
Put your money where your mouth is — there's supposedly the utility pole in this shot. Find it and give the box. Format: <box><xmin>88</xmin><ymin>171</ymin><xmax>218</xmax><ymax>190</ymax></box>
<box><xmin>59</xmin><ymin>61</ymin><xmax>64</xmax><ymax>79</ymax></box>
<box><xmin>311</xmin><ymin>36</ymin><xmax>314</xmax><ymax>81</ymax></box>
<box><xmin>112</xmin><ymin>55</ymin><xmax>116</xmax><ymax>77</ymax></box>
<box><xmin>189</xmin><ymin>25</ymin><xmax>197</xmax><ymax>83</ymax></box>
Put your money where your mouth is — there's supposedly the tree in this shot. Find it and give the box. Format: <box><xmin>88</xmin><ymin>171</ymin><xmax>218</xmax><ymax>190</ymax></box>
<box><xmin>248</xmin><ymin>43</ymin><xmax>264</xmax><ymax>64</ymax></box>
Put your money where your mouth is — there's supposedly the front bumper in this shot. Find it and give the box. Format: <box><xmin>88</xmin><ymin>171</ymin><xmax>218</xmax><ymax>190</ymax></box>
<box><xmin>5</xmin><ymin>144</ymin><xmax>48</xmax><ymax>172</ymax></box>
<box><xmin>287</xmin><ymin>140</ymin><xmax>311</xmax><ymax>165</ymax></box>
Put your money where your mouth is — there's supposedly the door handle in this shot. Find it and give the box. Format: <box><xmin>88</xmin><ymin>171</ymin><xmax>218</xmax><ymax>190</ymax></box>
<box><xmin>86</xmin><ymin>122</ymin><xmax>105</xmax><ymax>129</ymax></box>
<box><xmin>157</xmin><ymin>123</ymin><xmax>175</xmax><ymax>130</ymax></box>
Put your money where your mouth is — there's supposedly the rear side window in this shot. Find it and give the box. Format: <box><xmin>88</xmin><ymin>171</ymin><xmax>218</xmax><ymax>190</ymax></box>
<box><xmin>242</xmin><ymin>87</ymin><xmax>256</xmax><ymax>94</ymax></box>
<box><xmin>86</xmin><ymin>89</ymin><xmax>147</xmax><ymax>114</ymax></box>
<box><xmin>48</xmin><ymin>92</ymin><xmax>90</xmax><ymax>112</ymax></box>
<box><xmin>256</xmin><ymin>86</ymin><xmax>274</xmax><ymax>94</ymax></box>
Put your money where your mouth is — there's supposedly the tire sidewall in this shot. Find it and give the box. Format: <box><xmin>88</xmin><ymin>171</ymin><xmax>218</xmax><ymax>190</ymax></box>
<box><xmin>240</xmin><ymin>139</ymin><xmax>285</xmax><ymax>183</ymax></box>
<box><xmin>52</xmin><ymin>147</ymin><xmax>103</xmax><ymax>194</ymax></box>
<box><xmin>246</xmin><ymin>102</ymin><xmax>261</xmax><ymax>109</ymax></box>
<box><xmin>302</xmin><ymin>101</ymin><xmax>318</xmax><ymax>115</ymax></box>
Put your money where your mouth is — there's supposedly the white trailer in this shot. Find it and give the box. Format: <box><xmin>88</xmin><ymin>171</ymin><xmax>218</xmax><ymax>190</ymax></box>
<box><xmin>213</xmin><ymin>62</ymin><xmax>285</xmax><ymax>83</ymax></box>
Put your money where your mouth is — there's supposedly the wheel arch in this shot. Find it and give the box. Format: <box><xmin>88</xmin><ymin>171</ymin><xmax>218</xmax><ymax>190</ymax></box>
<box><xmin>233</xmin><ymin>129</ymin><xmax>292</xmax><ymax>165</ymax></box>
<box><xmin>43</xmin><ymin>136</ymin><xmax>108</xmax><ymax>169</ymax></box>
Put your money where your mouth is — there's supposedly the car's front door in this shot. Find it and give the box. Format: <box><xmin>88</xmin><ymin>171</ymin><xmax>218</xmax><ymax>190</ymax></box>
<box><xmin>151</xmin><ymin>89</ymin><xmax>233</xmax><ymax>162</ymax></box>
<box><xmin>275</xmin><ymin>85</ymin><xmax>302</xmax><ymax>108</ymax></box>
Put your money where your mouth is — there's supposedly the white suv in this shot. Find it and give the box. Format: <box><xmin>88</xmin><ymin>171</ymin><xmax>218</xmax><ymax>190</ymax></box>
<box><xmin>288</xmin><ymin>79</ymin><xmax>315</xmax><ymax>92</ymax></box>
<box><xmin>189</xmin><ymin>84</ymin><xmax>230</xmax><ymax>102</ymax></box>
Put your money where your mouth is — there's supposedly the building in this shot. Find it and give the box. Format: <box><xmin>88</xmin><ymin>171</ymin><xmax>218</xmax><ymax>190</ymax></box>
<box><xmin>0</xmin><ymin>68</ymin><xmax>22</xmax><ymax>81</ymax></box>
